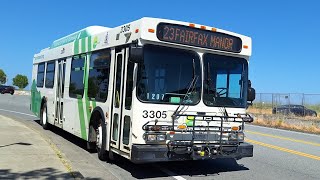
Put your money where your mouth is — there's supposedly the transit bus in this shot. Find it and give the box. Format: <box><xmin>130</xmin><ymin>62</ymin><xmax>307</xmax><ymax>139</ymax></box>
<box><xmin>31</xmin><ymin>17</ymin><xmax>256</xmax><ymax>163</ymax></box>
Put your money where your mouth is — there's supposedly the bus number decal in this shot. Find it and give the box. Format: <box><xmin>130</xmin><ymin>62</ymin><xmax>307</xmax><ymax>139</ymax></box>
<box><xmin>147</xmin><ymin>93</ymin><xmax>165</xmax><ymax>101</ymax></box>
<box><xmin>142</xmin><ymin>110</ymin><xmax>167</xmax><ymax>119</ymax></box>
<box><xmin>120</xmin><ymin>24</ymin><xmax>131</xmax><ymax>33</ymax></box>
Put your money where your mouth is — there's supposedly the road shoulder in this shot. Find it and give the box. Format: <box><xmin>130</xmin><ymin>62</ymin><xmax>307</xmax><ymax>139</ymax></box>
<box><xmin>0</xmin><ymin>115</ymin><xmax>73</xmax><ymax>179</ymax></box>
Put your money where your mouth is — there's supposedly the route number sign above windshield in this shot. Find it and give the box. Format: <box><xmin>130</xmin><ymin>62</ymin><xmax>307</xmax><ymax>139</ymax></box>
<box><xmin>156</xmin><ymin>23</ymin><xmax>242</xmax><ymax>53</ymax></box>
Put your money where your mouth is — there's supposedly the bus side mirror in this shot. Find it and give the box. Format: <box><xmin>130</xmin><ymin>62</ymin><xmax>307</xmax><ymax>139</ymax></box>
<box><xmin>129</xmin><ymin>45</ymin><xmax>143</xmax><ymax>63</ymax></box>
<box><xmin>247</xmin><ymin>87</ymin><xmax>256</xmax><ymax>102</ymax></box>
<box><xmin>247</xmin><ymin>80</ymin><xmax>255</xmax><ymax>105</ymax></box>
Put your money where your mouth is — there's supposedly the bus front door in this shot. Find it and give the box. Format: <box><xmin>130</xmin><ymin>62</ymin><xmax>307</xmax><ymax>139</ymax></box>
<box><xmin>110</xmin><ymin>48</ymin><xmax>132</xmax><ymax>155</ymax></box>
<box><xmin>55</xmin><ymin>59</ymin><xmax>66</xmax><ymax>128</ymax></box>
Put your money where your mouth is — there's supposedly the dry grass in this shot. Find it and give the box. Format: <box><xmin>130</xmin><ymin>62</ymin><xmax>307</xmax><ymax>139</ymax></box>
<box><xmin>248</xmin><ymin>107</ymin><xmax>320</xmax><ymax>121</ymax></box>
<box><xmin>248</xmin><ymin>107</ymin><xmax>273</xmax><ymax>115</ymax></box>
<box><xmin>252</xmin><ymin>116</ymin><xmax>320</xmax><ymax>134</ymax></box>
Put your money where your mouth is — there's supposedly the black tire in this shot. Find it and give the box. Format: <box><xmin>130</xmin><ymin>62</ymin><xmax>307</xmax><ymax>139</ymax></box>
<box><xmin>10</xmin><ymin>91</ymin><xmax>14</xmax><ymax>95</ymax></box>
<box><xmin>40</xmin><ymin>103</ymin><xmax>50</xmax><ymax>130</ymax></box>
<box><xmin>95</xmin><ymin>117</ymin><xmax>108</xmax><ymax>161</ymax></box>
<box><xmin>87</xmin><ymin>125</ymin><xmax>96</xmax><ymax>151</ymax></box>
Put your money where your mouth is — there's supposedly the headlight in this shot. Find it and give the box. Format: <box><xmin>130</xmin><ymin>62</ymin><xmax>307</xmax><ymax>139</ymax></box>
<box><xmin>144</xmin><ymin>134</ymin><xmax>167</xmax><ymax>142</ymax></box>
<box><xmin>238</xmin><ymin>132</ymin><xmax>244</xmax><ymax>141</ymax></box>
<box><xmin>147</xmin><ymin>134</ymin><xmax>157</xmax><ymax>141</ymax></box>
<box><xmin>157</xmin><ymin>134</ymin><xmax>166</xmax><ymax>141</ymax></box>
<box><xmin>228</xmin><ymin>132</ymin><xmax>244</xmax><ymax>141</ymax></box>
<box><xmin>228</xmin><ymin>133</ymin><xmax>238</xmax><ymax>141</ymax></box>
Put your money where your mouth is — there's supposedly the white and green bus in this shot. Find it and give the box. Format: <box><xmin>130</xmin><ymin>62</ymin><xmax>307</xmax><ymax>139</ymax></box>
<box><xmin>31</xmin><ymin>17</ymin><xmax>256</xmax><ymax>163</ymax></box>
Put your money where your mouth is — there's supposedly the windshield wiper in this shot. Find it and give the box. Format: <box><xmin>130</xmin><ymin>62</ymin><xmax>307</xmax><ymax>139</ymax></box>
<box><xmin>206</xmin><ymin>62</ymin><xmax>216</xmax><ymax>97</ymax></box>
<box><xmin>172</xmin><ymin>59</ymin><xmax>198</xmax><ymax>120</ymax></box>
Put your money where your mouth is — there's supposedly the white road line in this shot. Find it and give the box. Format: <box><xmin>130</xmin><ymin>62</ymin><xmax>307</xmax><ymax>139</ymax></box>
<box><xmin>247</xmin><ymin>124</ymin><xmax>320</xmax><ymax>137</ymax></box>
<box><xmin>0</xmin><ymin>108</ymin><xmax>37</xmax><ymax>117</ymax></box>
<box><xmin>154</xmin><ymin>165</ymin><xmax>186</xmax><ymax>180</ymax></box>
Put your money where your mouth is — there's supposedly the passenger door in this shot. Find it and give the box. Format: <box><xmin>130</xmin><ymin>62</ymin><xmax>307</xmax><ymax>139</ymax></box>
<box><xmin>110</xmin><ymin>48</ymin><xmax>133</xmax><ymax>154</ymax></box>
<box><xmin>55</xmin><ymin>59</ymin><xmax>66</xmax><ymax>127</ymax></box>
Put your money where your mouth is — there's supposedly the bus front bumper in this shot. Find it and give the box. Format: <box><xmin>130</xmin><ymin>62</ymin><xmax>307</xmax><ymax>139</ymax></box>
<box><xmin>131</xmin><ymin>142</ymin><xmax>253</xmax><ymax>163</ymax></box>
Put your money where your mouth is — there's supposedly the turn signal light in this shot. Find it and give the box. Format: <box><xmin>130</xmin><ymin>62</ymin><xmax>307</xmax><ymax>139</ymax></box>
<box><xmin>177</xmin><ymin>124</ymin><xmax>187</xmax><ymax>130</ymax></box>
<box><xmin>231</xmin><ymin>126</ymin><xmax>239</xmax><ymax>131</ymax></box>
<box><xmin>148</xmin><ymin>29</ymin><xmax>155</xmax><ymax>33</ymax></box>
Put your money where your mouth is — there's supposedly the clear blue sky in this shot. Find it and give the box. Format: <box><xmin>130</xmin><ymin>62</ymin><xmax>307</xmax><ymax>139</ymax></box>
<box><xmin>0</xmin><ymin>0</ymin><xmax>319</xmax><ymax>93</ymax></box>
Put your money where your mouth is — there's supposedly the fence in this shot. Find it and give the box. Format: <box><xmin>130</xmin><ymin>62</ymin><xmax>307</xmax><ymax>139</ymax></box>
<box><xmin>250</xmin><ymin>93</ymin><xmax>320</xmax><ymax>131</ymax></box>
<box><xmin>251</xmin><ymin>93</ymin><xmax>320</xmax><ymax>116</ymax></box>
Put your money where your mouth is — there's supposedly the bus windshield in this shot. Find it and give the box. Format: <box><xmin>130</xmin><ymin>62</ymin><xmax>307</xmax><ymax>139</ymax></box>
<box><xmin>203</xmin><ymin>53</ymin><xmax>248</xmax><ymax>108</ymax></box>
<box><xmin>137</xmin><ymin>45</ymin><xmax>201</xmax><ymax>104</ymax></box>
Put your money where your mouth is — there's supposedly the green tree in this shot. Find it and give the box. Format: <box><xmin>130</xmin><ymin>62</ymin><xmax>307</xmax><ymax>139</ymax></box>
<box><xmin>0</xmin><ymin>69</ymin><xmax>6</xmax><ymax>84</ymax></box>
<box><xmin>13</xmin><ymin>74</ymin><xmax>29</xmax><ymax>90</ymax></box>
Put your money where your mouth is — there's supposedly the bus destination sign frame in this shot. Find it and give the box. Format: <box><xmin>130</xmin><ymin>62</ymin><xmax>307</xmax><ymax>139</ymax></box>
<box><xmin>156</xmin><ymin>23</ymin><xmax>242</xmax><ymax>53</ymax></box>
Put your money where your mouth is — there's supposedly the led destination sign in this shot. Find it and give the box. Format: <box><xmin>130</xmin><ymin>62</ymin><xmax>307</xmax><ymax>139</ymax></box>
<box><xmin>157</xmin><ymin>23</ymin><xmax>242</xmax><ymax>53</ymax></box>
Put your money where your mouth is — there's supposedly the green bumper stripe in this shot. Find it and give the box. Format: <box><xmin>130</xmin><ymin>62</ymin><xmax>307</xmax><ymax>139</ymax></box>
<box><xmin>78</xmin><ymin>98</ymin><xmax>87</xmax><ymax>139</ymax></box>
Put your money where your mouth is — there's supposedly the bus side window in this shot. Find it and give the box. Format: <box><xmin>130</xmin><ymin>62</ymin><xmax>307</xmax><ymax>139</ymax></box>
<box><xmin>37</xmin><ymin>63</ymin><xmax>45</xmax><ymax>87</ymax></box>
<box><xmin>88</xmin><ymin>49</ymin><xmax>111</xmax><ymax>102</ymax></box>
<box><xmin>45</xmin><ymin>61</ymin><xmax>55</xmax><ymax>88</ymax></box>
<box><xmin>69</xmin><ymin>56</ymin><xmax>85</xmax><ymax>98</ymax></box>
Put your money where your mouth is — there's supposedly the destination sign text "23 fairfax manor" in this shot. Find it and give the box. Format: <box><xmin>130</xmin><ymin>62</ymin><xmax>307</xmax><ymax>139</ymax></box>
<box><xmin>156</xmin><ymin>23</ymin><xmax>242</xmax><ymax>53</ymax></box>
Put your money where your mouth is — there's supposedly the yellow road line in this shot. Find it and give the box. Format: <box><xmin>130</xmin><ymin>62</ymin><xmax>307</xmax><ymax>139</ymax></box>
<box><xmin>246</xmin><ymin>130</ymin><xmax>320</xmax><ymax>147</ymax></box>
<box><xmin>246</xmin><ymin>139</ymin><xmax>320</xmax><ymax>161</ymax></box>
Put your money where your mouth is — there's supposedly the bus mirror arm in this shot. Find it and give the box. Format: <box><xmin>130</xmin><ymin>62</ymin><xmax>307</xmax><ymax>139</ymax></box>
<box><xmin>129</xmin><ymin>45</ymin><xmax>143</xmax><ymax>63</ymax></box>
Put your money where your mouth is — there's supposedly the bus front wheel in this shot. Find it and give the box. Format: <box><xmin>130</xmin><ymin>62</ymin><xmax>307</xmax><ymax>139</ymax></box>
<box><xmin>95</xmin><ymin>118</ymin><xmax>108</xmax><ymax>161</ymax></box>
<box><xmin>40</xmin><ymin>103</ymin><xmax>49</xmax><ymax>130</ymax></box>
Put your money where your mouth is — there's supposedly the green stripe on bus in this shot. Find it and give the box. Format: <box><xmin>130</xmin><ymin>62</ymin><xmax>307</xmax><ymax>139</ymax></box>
<box><xmin>88</xmin><ymin>36</ymin><xmax>92</xmax><ymax>52</ymax></box>
<box><xmin>81</xmin><ymin>38</ymin><xmax>86</xmax><ymax>53</ymax></box>
<box><xmin>74</xmin><ymin>40</ymin><xmax>79</xmax><ymax>55</ymax></box>
<box><xmin>31</xmin><ymin>80</ymin><xmax>41</xmax><ymax>117</ymax></box>
<box><xmin>83</xmin><ymin>56</ymin><xmax>91</xmax><ymax>122</ymax></box>
<box><xmin>77</xmin><ymin>98</ymin><xmax>87</xmax><ymax>139</ymax></box>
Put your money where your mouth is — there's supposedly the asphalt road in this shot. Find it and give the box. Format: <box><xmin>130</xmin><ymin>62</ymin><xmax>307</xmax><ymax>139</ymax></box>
<box><xmin>0</xmin><ymin>94</ymin><xmax>319</xmax><ymax>180</ymax></box>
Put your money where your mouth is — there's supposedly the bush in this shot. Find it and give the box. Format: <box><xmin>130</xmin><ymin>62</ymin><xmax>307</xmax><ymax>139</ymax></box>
<box><xmin>0</xmin><ymin>69</ymin><xmax>6</xmax><ymax>84</ymax></box>
<box><xmin>13</xmin><ymin>74</ymin><xmax>29</xmax><ymax>90</ymax></box>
